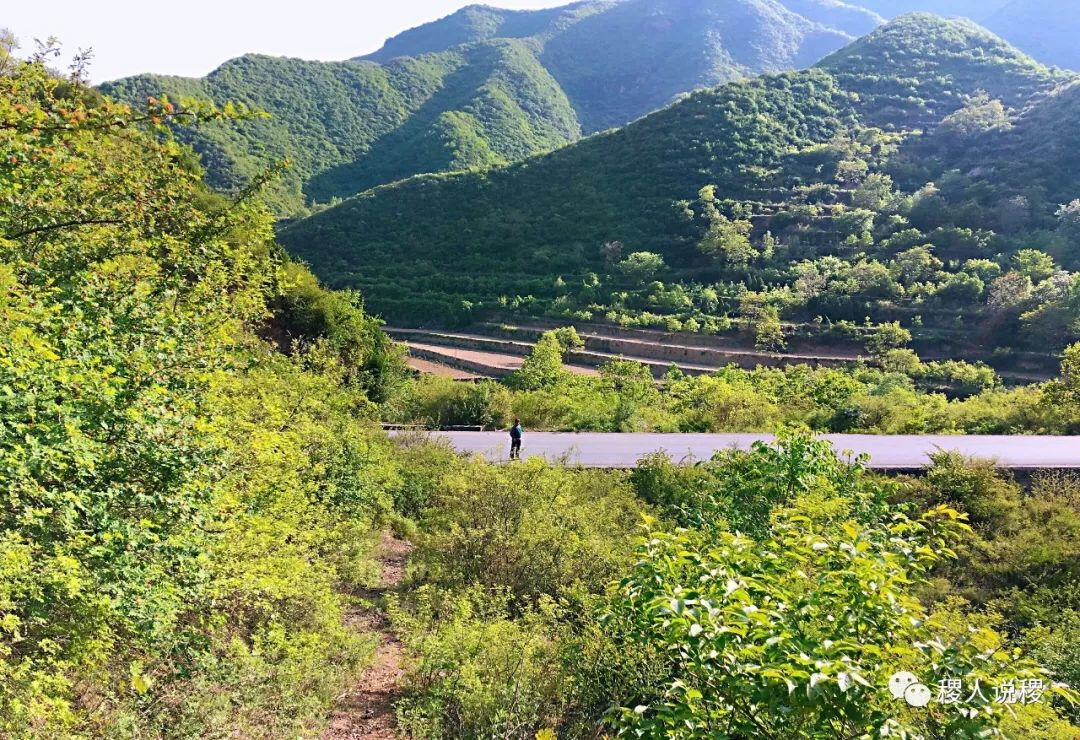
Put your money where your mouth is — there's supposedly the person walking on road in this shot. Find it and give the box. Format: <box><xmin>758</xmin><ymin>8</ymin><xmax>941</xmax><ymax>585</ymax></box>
<box><xmin>509</xmin><ymin>419</ymin><xmax>524</xmax><ymax>460</ymax></box>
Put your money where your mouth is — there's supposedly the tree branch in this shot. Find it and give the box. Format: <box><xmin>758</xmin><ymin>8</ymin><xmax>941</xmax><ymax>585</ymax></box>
<box><xmin>5</xmin><ymin>218</ymin><xmax>124</xmax><ymax>240</ymax></box>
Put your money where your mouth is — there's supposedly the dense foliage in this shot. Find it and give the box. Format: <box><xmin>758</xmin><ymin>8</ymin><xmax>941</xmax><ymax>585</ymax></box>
<box><xmin>0</xmin><ymin>40</ymin><xmax>409</xmax><ymax>736</ymax></box>
<box><xmin>390</xmin><ymin>328</ymin><xmax>1080</xmax><ymax>434</ymax></box>
<box><xmin>9</xmin><ymin>9</ymin><xmax>1080</xmax><ymax>739</ymax></box>
<box><xmin>101</xmin><ymin>41</ymin><xmax>580</xmax><ymax>216</ymax></box>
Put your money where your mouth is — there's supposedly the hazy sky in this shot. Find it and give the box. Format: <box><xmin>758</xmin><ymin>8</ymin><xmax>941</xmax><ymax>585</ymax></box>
<box><xmin>5</xmin><ymin>0</ymin><xmax>567</xmax><ymax>83</ymax></box>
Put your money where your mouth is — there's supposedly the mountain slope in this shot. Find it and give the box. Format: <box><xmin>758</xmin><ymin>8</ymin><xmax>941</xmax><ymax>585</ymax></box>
<box><xmin>984</xmin><ymin>0</ymin><xmax>1080</xmax><ymax>71</ymax></box>
<box><xmin>104</xmin><ymin>0</ymin><xmax>873</xmax><ymax>216</ymax></box>
<box><xmin>279</xmin><ymin>14</ymin><xmax>1078</xmax><ymax>362</ymax></box>
<box><xmin>536</xmin><ymin>0</ymin><xmax>854</xmax><ymax>131</ymax></box>
<box><xmin>960</xmin><ymin>78</ymin><xmax>1080</xmax><ymax>204</ymax></box>
<box><xmin>280</xmin><ymin>69</ymin><xmax>853</xmax><ymax>319</ymax></box>
<box><xmin>782</xmin><ymin>0</ymin><xmax>884</xmax><ymax>35</ymax></box>
<box><xmin>360</xmin><ymin>2</ymin><xmax>609</xmax><ymax>63</ymax></box>
<box><xmin>101</xmin><ymin>42</ymin><xmax>580</xmax><ymax>216</ymax></box>
<box><xmin>366</xmin><ymin>0</ymin><xmax>874</xmax><ymax>133</ymax></box>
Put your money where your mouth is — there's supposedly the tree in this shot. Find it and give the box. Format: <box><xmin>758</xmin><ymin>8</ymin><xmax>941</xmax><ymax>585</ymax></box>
<box><xmin>617</xmin><ymin>252</ymin><xmax>666</xmax><ymax>282</ymax></box>
<box><xmin>850</xmin><ymin>172</ymin><xmax>896</xmax><ymax>211</ymax></box>
<box><xmin>696</xmin><ymin>185</ymin><xmax>755</xmax><ymax>269</ymax></box>
<box><xmin>510</xmin><ymin>329</ymin><xmax>581</xmax><ymax>390</ymax></box>
<box><xmin>1056</xmin><ymin>199</ymin><xmax>1080</xmax><ymax>238</ymax></box>
<box><xmin>865</xmin><ymin>321</ymin><xmax>912</xmax><ymax>357</ymax></box>
<box><xmin>1044</xmin><ymin>341</ymin><xmax>1080</xmax><ymax>410</ymax></box>
<box><xmin>890</xmin><ymin>246</ymin><xmax>942</xmax><ymax>286</ymax></box>
<box><xmin>988</xmin><ymin>272</ymin><xmax>1034</xmax><ymax>311</ymax></box>
<box><xmin>600</xmin><ymin>240</ymin><xmax>624</xmax><ymax>267</ymax></box>
<box><xmin>939</xmin><ymin>92</ymin><xmax>1011</xmax><ymax>143</ymax></box>
<box><xmin>936</xmin><ymin>271</ymin><xmax>984</xmax><ymax>302</ymax></box>
<box><xmin>1014</xmin><ymin>249</ymin><xmax>1057</xmax><ymax>283</ymax></box>
<box><xmin>699</xmin><ymin>213</ymin><xmax>756</xmax><ymax>268</ymax></box>
<box><xmin>754</xmin><ymin>307</ymin><xmax>786</xmax><ymax>352</ymax></box>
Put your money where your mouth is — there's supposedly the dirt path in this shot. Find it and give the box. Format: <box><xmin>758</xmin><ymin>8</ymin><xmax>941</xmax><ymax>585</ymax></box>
<box><xmin>323</xmin><ymin>533</ymin><xmax>413</xmax><ymax>740</ymax></box>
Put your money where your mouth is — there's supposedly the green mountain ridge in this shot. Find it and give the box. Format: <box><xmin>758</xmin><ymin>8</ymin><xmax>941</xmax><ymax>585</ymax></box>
<box><xmin>101</xmin><ymin>0</ymin><xmax>875</xmax><ymax>217</ymax></box>
<box><xmin>279</xmin><ymin>13</ymin><xmax>1080</xmax><ymax>363</ymax></box>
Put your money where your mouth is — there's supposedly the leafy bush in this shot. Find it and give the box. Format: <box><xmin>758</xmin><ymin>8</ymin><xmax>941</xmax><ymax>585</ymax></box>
<box><xmin>604</xmin><ymin>507</ymin><xmax>1061</xmax><ymax>738</ymax></box>
<box><xmin>412</xmin><ymin>459</ymin><xmax>642</xmax><ymax>601</ymax></box>
<box><xmin>389</xmin><ymin>586</ymin><xmax>566</xmax><ymax>740</ymax></box>
<box><xmin>393</xmin><ymin>375</ymin><xmax>512</xmax><ymax>429</ymax></box>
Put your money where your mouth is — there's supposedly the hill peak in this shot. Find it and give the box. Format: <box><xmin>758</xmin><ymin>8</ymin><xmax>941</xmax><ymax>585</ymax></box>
<box><xmin>819</xmin><ymin>11</ymin><xmax>1068</xmax><ymax>127</ymax></box>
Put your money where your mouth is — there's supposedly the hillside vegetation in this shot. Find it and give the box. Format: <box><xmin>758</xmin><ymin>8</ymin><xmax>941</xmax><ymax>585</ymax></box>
<box><xmin>7</xmin><ymin>30</ymin><xmax>1080</xmax><ymax>740</ymax></box>
<box><xmin>280</xmin><ymin>15</ymin><xmax>1079</xmax><ymax>371</ymax></box>
<box><xmin>0</xmin><ymin>39</ymin><xmax>412</xmax><ymax>736</ymax></box>
<box><xmin>102</xmin><ymin>0</ymin><xmax>876</xmax><ymax>216</ymax></box>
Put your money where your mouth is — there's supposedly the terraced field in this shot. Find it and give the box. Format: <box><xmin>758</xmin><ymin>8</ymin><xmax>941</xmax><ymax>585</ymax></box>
<box><xmin>392</xmin><ymin>322</ymin><xmax>865</xmax><ymax>380</ymax></box>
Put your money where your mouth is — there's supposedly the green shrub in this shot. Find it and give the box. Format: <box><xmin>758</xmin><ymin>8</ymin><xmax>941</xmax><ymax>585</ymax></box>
<box><xmin>394</xmin><ymin>376</ymin><xmax>512</xmax><ymax>429</ymax></box>
<box><xmin>412</xmin><ymin>459</ymin><xmax>642</xmax><ymax>601</ymax></box>
<box><xmin>389</xmin><ymin>586</ymin><xmax>566</xmax><ymax>740</ymax></box>
<box><xmin>604</xmin><ymin>507</ymin><xmax>1062</xmax><ymax>738</ymax></box>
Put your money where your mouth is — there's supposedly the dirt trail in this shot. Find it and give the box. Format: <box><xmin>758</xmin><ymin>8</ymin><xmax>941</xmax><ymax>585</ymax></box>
<box><xmin>323</xmin><ymin>533</ymin><xmax>412</xmax><ymax>740</ymax></box>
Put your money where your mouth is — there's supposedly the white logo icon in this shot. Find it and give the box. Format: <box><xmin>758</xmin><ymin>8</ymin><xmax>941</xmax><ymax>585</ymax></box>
<box><xmin>888</xmin><ymin>672</ymin><xmax>931</xmax><ymax>706</ymax></box>
<box><xmin>904</xmin><ymin>682</ymin><xmax>932</xmax><ymax>707</ymax></box>
<box><xmin>888</xmin><ymin>671</ymin><xmax>919</xmax><ymax>700</ymax></box>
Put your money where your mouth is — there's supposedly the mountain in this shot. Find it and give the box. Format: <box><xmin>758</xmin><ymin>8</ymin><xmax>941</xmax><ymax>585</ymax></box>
<box><xmin>531</xmin><ymin>0</ymin><xmax>856</xmax><ymax>132</ymax></box>
<box><xmin>842</xmin><ymin>0</ymin><xmax>1080</xmax><ymax>71</ymax></box>
<box><xmin>984</xmin><ymin>0</ymin><xmax>1080</xmax><ymax>71</ymax></box>
<box><xmin>278</xmin><ymin>14</ymin><xmax>1079</xmax><ymax>360</ymax></box>
<box><xmin>100</xmin><ymin>42</ymin><xmax>580</xmax><ymax>216</ymax></box>
<box><xmin>102</xmin><ymin>0</ymin><xmax>876</xmax><ymax>216</ymax></box>
<box><xmin>360</xmin><ymin>2</ymin><xmax>608</xmax><ymax>62</ymax></box>
<box><xmin>367</xmin><ymin>0</ymin><xmax>874</xmax><ymax>133</ymax></box>
<box><xmin>818</xmin><ymin>13</ymin><xmax>1065</xmax><ymax>127</ymax></box>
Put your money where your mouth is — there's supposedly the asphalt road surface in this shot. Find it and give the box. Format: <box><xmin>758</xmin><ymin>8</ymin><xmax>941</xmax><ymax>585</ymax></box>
<box><xmin>418</xmin><ymin>432</ymin><xmax>1080</xmax><ymax>469</ymax></box>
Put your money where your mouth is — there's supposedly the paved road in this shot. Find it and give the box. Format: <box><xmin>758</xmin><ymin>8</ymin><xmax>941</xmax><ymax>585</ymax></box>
<box><xmin>417</xmin><ymin>432</ymin><xmax>1080</xmax><ymax>469</ymax></box>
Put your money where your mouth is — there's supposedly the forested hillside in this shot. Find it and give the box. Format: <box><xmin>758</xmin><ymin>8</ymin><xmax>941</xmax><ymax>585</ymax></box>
<box><xmin>102</xmin><ymin>0</ymin><xmax>874</xmax><ymax>216</ymax></box>
<box><xmin>367</xmin><ymin>0</ymin><xmax>863</xmax><ymax>133</ymax></box>
<box><xmin>100</xmin><ymin>42</ymin><xmax>580</xmax><ymax>216</ymax></box>
<box><xmin>280</xmin><ymin>14</ymin><xmax>1080</xmax><ymax>368</ymax></box>
<box><xmin>0</xmin><ymin>38</ymin><xmax>415</xmax><ymax>736</ymax></box>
